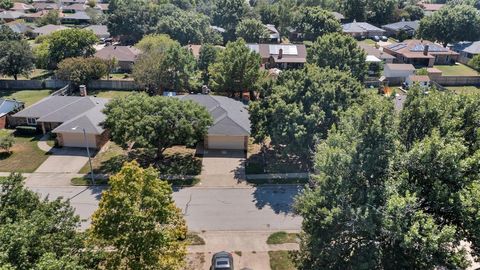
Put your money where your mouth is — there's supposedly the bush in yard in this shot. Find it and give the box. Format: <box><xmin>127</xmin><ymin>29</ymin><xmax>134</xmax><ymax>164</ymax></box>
<box><xmin>56</xmin><ymin>57</ymin><xmax>108</xmax><ymax>88</ymax></box>
<box><xmin>15</xmin><ymin>126</ymin><xmax>38</xmax><ymax>135</ymax></box>
<box><xmin>0</xmin><ymin>133</ymin><xmax>14</xmax><ymax>153</ymax></box>
<box><xmin>469</xmin><ymin>54</ymin><xmax>480</xmax><ymax>72</ymax></box>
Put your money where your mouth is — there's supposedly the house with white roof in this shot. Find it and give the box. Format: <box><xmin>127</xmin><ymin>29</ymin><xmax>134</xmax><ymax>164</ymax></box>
<box><xmin>13</xmin><ymin>96</ymin><xmax>109</xmax><ymax>149</ymax></box>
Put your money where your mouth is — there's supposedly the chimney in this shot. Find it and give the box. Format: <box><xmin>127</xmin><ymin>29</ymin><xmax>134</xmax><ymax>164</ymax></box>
<box><xmin>79</xmin><ymin>85</ymin><xmax>87</xmax><ymax>96</ymax></box>
<box><xmin>423</xmin><ymin>44</ymin><xmax>429</xmax><ymax>56</ymax></box>
<box><xmin>278</xmin><ymin>48</ymin><xmax>283</xmax><ymax>59</ymax></box>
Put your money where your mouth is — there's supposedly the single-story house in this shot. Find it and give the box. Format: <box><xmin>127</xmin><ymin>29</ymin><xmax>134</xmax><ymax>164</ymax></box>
<box><xmin>61</xmin><ymin>0</ymin><xmax>87</xmax><ymax>5</ymax></box>
<box><xmin>85</xmin><ymin>24</ymin><xmax>110</xmax><ymax>39</ymax></box>
<box><xmin>451</xmin><ymin>41</ymin><xmax>480</xmax><ymax>65</ymax></box>
<box><xmin>61</xmin><ymin>11</ymin><xmax>91</xmax><ymax>24</ymax></box>
<box><xmin>178</xmin><ymin>94</ymin><xmax>250</xmax><ymax>151</ymax></box>
<box><xmin>382</xmin><ymin>19</ymin><xmax>419</xmax><ymax>37</ymax></box>
<box><xmin>0</xmin><ymin>11</ymin><xmax>25</xmax><ymax>22</ymax></box>
<box><xmin>331</xmin><ymin>11</ymin><xmax>345</xmax><ymax>21</ymax></box>
<box><xmin>421</xmin><ymin>3</ymin><xmax>444</xmax><ymax>15</ymax></box>
<box><xmin>246</xmin><ymin>43</ymin><xmax>307</xmax><ymax>69</ymax></box>
<box><xmin>342</xmin><ymin>20</ymin><xmax>386</xmax><ymax>38</ymax></box>
<box><xmin>62</xmin><ymin>3</ymin><xmax>87</xmax><ymax>12</ymax></box>
<box><xmin>22</xmin><ymin>10</ymin><xmax>51</xmax><ymax>23</ymax></box>
<box><xmin>358</xmin><ymin>43</ymin><xmax>395</xmax><ymax>63</ymax></box>
<box><xmin>32</xmin><ymin>2</ymin><xmax>60</xmax><ymax>11</ymax></box>
<box><xmin>265</xmin><ymin>24</ymin><xmax>280</xmax><ymax>43</ymax></box>
<box><xmin>32</xmin><ymin>24</ymin><xmax>68</xmax><ymax>37</ymax></box>
<box><xmin>406</xmin><ymin>75</ymin><xmax>430</xmax><ymax>89</ymax></box>
<box><xmin>94</xmin><ymin>45</ymin><xmax>141</xmax><ymax>71</ymax></box>
<box><xmin>10</xmin><ymin>2</ymin><xmax>34</xmax><ymax>12</ymax></box>
<box><xmin>6</xmin><ymin>21</ymin><xmax>34</xmax><ymax>35</ymax></box>
<box><xmin>0</xmin><ymin>99</ymin><xmax>24</xmax><ymax>129</ymax></box>
<box><xmin>384</xmin><ymin>39</ymin><xmax>459</xmax><ymax>67</ymax></box>
<box><xmin>12</xmin><ymin>96</ymin><xmax>109</xmax><ymax>149</ymax></box>
<box><xmin>383</xmin><ymin>63</ymin><xmax>416</xmax><ymax>84</ymax></box>
<box><xmin>96</xmin><ymin>3</ymin><xmax>109</xmax><ymax>12</ymax></box>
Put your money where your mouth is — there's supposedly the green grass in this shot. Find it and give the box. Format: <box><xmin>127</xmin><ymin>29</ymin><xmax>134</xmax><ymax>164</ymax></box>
<box><xmin>186</xmin><ymin>233</ymin><xmax>206</xmax><ymax>245</ymax></box>
<box><xmin>433</xmin><ymin>64</ymin><xmax>479</xmax><ymax>76</ymax></box>
<box><xmin>88</xmin><ymin>90</ymin><xmax>137</xmax><ymax>99</ymax></box>
<box><xmin>0</xmin><ymin>90</ymin><xmax>51</xmax><ymax>107</ymax></box>
<box><xmin>269</xmin><ymin>251</ymin><xmax>296</xmax><ymax>270</ymax></box>
<box><xmin>246</xmin><ymin>178</ymin><xmax>308</xmax><ymax>185</ymax></box>
<box><xmin>105</xmin><ymin>73</ymin><xmax>133</xmax><ymax>80</ymax></box>
<box><xmin>0</xmin><ymin>130</ymin><xmax>49</xmax><ymax>173</ymax></box>
<box><xmin>267</xmin><ymin>232</ymin><xmax>299</xmax><ymax>245</ymax></box>
<box><xmin>79</xmin><ymin>142</ymin><xmax>125</xmax><ymax>174</ymax></box>
<box><xmin>446</xmin><ymin>86</ymin><xmax>480</xmax><ymax>95</ymax></box>
<box><xmin>0</xmin><ymin>69</ymin><xmax>51</xmax><ymax>80</ymax></box>
<box><xmin>358</xmin><ymin>39</ymin><xmax>376</xmax><ymax>46</ymax></box>
<box><xmin>71</xmin><ymin>177</ymin><xmax>109</xmax><ymax>186</ymax></box>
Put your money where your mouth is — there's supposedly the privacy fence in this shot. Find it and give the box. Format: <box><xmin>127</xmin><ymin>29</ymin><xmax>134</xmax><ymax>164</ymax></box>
<box><xmin>0</xmin><ymin>80</ymin><xmax>142</xmax><ymax>91</ymax></box>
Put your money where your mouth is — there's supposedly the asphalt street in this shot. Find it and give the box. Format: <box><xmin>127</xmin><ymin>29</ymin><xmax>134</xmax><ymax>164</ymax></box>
<box><xmin>29</xmin><ymin>185</ymin><xmax>303</xmax><ymax>231</ymax></box>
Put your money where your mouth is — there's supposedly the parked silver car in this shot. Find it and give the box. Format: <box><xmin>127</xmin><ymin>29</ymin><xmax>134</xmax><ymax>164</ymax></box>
<box><xmin>211</xmin><ymin>251</ymin><xmax>234</xmax><ymax>270</ymax></box>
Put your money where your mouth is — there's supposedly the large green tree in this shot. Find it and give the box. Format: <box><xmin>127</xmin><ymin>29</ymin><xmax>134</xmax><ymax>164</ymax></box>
<box><xmin>135</xmin><ymin>34</ymin><xmax>177</xmax><ymax>54</ymax></box>
<box><xmin>250</xmin><ymin>65</ymin><xmax>363</xmax><ymax>161</ymax></box>
<box><xmin>0</xmin><ymin>173</ymin><xmax>100</xmax><ymax>270</ymax></box>
<box><xmin>212</xmin><ymin>0</ymin><xmax>250</xmax><ymax>41</ymax></box>
<box><xmin>197</xmin><ymin>43</ymin><xmax>220</xmax><ymax>84</ymax></box>
<box><xmin>295</xmin><ymin>93</ymin><xmax>471</xmax><ymax>269</ymax></box>
<box><xmin>341</xmin><ymin>0</ymin><xmax>367</xmax><ymax>21</ymax></box>
<box><xmin>102</xmin><ymin>93</ymin><xmax>212</xmax><ymax>159</ymax></box>
<box><xmin>208</xmin><ymin>39</ymin><xmax>262</xmax><ymax>96</ymax></box>
<box><xmin>0</xmin><ymin>40</ymin><xmax>34</xmax><ymax>80</ymax></box>
<box><xmin>0</xmin><ymin>25</ymin><xmax>20</xmax><ymax>42</ymax></box>
<box><xmin>89</xmin><ymin>161</ymin><xmax>187</xmax><ymax>270</ymax></box>
<box><xmin>308</xmin><ymin>32</ymin><xmax>368</xmax><ymax>81</ymax></box>
<box><xmin>56</xmin><ymin>57</ymin><xmax>109</xmax><ymax>87</ymax></box>
<box><xmin>0</xmin><ymin>0</ymin><xmax>13</xmax><ymax>10</ymax></box>
<box><xmin>295</xmin><ymin>7</ymin><xmax>341</xmax><ymax>41</ymax></box>
<box><xmin>35</xmin><ymin>29</ymin><xmax>98</xmax><ymax>69</ymax></box>
<box><xmin>133</xmin><ymin>43</ymin><xmax>198</xmax><ymax>94</ymax></box>
<box><xmin>366</xmin><ymin>0</ymin><xmax>397</xmax><ymax>25</ymax></box>
<box><xmin>235</xmin><ymin>18</ymin><xmax>269</xmax><ymax>43</ymax></box>
<box><xmin>417</xmin><ymin>4</ymin><xmax>480</xmax><ymax>47</ymax></box>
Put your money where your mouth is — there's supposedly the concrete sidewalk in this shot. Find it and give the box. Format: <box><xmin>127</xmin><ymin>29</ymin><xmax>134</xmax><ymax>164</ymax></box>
<box><xmin>188</xmin><ymin>231</ymin><xmax>299</xmax><ymax>270</ymax></box>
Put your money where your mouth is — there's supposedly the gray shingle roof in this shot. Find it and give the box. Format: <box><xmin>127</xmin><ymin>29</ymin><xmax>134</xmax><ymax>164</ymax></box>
<box><xmin>178</xmin><ymin>95</ymin><xmax>250</xmax><ymax>136</ymax></box>
<box><xmin>32</xmin><ymin>24</ymin><xmax>68</xmax><ymax>35</ymax></box>
<box><xmin>13</xmin><ymin>96</ymin><xmax>108</xmax><ymax>135</ymax></box>
<box><xmin>84</xmin><ymin>24</ymin><xmax>110</xmax><ymax>37</ymax></box>
<box><xmin>343</xmin><ymin>20</ymin><xmax>385</xmax><ymax>34</ymax></box>
<box><xmin>62</xmin><ymin>11</ymin><xmax>91</xmax><ymax>20</ymax></box>
<box><xmin>0</xmin><ymin>11</ymin><xmax>25</xmax><ymax>20</ymax></box>
<box><xmin>94</xmin><ymin>46</ymin><xmax>141</xmax><ymax>62</ymax></box>
<box><xmin>382</xmin><ymin>20</ymin><xmax>419</xmax><ymax>31</ymax></box>
<box><xmin>453</xmin><ymin>41</ymin><xmax>480</xmax><ymax>55</ymax></box>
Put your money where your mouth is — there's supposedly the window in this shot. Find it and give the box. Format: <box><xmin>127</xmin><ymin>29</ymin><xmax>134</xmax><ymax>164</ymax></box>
<box><xmin>27</xmin><ymin>118</ymin><xmax>37</xmax><ymax>125</ymax></box>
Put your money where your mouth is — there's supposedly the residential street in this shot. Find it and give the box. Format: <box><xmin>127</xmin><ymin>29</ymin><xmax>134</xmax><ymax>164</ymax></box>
<box><xmin>28</xmin><ymin>182</ymin><xmax>303</xmax><ymax>231</ymax></box>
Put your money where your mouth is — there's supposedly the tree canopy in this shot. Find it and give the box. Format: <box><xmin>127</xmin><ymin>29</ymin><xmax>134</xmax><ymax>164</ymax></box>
<box><xmin>295</xmin><ymin>7</ymin><xmax>341</xmax><ymax>41</ymax></box>
<box><xmin>308</xmin><ymin>32</ymin><xmax>368</xmax><ymax>81</ymax></box>
<box><xmin>0</xmin><ymin>40</ymin><xmax>34</xmax><ymax>80</ymax></box>
<box><xmin>250</xmin><ymin>64</ymin><xmax>363</xmax><ymax>161</ymax></box>
<box><xmin>417</xmin><ymin>4</ymin><xmax>480</xmax><ymax>46</ymax></box>
<box><xmin>89</xmin><ymin>161</ymin><xmax>187</xmax><ymax>269</ymax></box>
<box><xmin>208</xmin><ymin>38</ymin><xmax>262</xmax><ymax>96</ymax></box>
<box><xmin>235</xmin><ymin>18</ymin><xmax>269</xmax><ymax>43</ymax></box>
<box><xmin>102</xmin><ymin>93</ymin><xmax>212</xmax><ymax>159</ymax></box>
<box><xmin>56</xmin><ymin>57</ymin><xmax>109</xmax><ymax>87</ymax></box>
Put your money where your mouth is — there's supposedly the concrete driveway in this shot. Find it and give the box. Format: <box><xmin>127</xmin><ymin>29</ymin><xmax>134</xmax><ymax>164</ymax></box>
<box><xmin>35</xmin><ymin>147</ymin><xmax>91</xmax><ymax>173</ymax></box>
<box><xmin>199</xmin><ymin>150</ymin><xmax>247</xmax><ymax>187</ymax></box>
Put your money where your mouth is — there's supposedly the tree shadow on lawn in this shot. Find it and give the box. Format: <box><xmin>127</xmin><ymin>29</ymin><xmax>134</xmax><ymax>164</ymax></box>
<box><xmin>0</xmin><ymin>152</ymin><xmax>12</xmax><ymax>160</ymax></box>
<box><xmin>95</xmin><ymin>148</ymin><xmax>202</xmax><ymax>176</ymax></box>
<box><xmin>252</xmin><ymin>185</ymin><xmax>304</xmax><ymax>215</ymax></box>
<box><xmin>245</xmin><ymin>146</ymin><xmax>310</xmax><ymax>175</ymax></box>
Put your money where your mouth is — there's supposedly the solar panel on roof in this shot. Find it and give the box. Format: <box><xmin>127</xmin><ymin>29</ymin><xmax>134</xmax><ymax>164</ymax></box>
<box><xmin>410</xmin><ymin>44</ymin><xmax>448</xmax><ymax>52</ymax></box>
<box><xmin>388</xmin><ymin>43</ymin><xmax>407</xmax><ymax>51</ymax></box>
<box><xmin>269</xmin><ymin>45</ymin><xmax>298</xmax><ymax>55</ymax></box>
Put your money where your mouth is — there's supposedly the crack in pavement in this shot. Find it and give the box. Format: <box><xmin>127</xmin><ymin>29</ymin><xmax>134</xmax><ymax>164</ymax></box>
<box><xmin>184</xmin><ymin>194</ymin><xmax>193</xmax><ymax>216</ymax></box>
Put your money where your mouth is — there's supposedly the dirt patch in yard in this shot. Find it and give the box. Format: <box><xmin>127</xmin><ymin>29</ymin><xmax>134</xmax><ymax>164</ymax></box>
<box><xmin>186</xmin><ymin>252</ymin><xmax>206</xmax><ymax>270</ymax></box>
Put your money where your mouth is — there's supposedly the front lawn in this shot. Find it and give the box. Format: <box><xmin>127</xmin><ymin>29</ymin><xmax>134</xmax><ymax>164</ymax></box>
<box><xmin>80</xmin><ymin>143</ymin><xmax>202</xmax><ymax>177</ymax></box>
<box><xmin>267</xmin><ymin>232</ymin><xmax>299</xmax><ymax>245</ymax></box>
<box><xmin>0</xmin><ymin>90</ymin><xmax>51</xmax><ymax>106</ymax></box>
<box><xmin>433</xmin><ymin>64</ymin><xmax>479</xmax><ymax>76</ymax></box>
<box><xmin>269</xmin><ymin>251</ymin><xmax>296</xmax><ymax>270</ymax></box>
<box><xmin>0</xmin><ymin>130</ymin><xmax>49</xmax><ymax>173</ymax></box>
<box><xmin>446</xmin><ymin>86</ymin><xmax>480</xmax><ymax>95</ymax></box>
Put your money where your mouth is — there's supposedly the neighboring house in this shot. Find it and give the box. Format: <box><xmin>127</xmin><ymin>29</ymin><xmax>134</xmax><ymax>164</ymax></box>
<box><xmin>384</xmin><ymin>39</ymin><xmax>459</xmax><ymax>67</ymax></box>
<box><xmin>358</xmin><ymin>43</ymin><xmax>395</xmax><ymax>63</ymax></box>
<box><xmin>94</xmin><ymin>45</ymin><xmax>141</xmax><ymax>71</ymax></box>
<box><xmin>32</xmin><ymin>2</ymin><xmax>60</xmax><ymax>11</ymax></box>
<box><xmin>178</xmin><ymin>94</ymin><xmax>250</xmax><ymax>151</ymax></box>
<box><xmin>85</xmin><ymin>24</ymin><xmax>110</xmax><ymax>39</ymax></box>
<box><xmin>383</xmin><ymin>63</ymin><xmax>416</xmax><ymax>84</ymax></box>
<box><xmin>22</xmin><ymin>10</ymin><xmax>51</xmax><ymax>23</ymax></box>
<box><xmin>331</xmin><ymin>11</ymin><xmax>345</xmax><ymax>22</ymax></box>
<box><xmin>61</xmin><ymin>0</ymin><xmax>87</xmax><ymax>5</ymax></box>
<box><xmin>406</xmin><ymin>75</ymin><xmax>430</xmax><ymax>89</ymax></box>
<box><xmin>32</xmin><ymin>24</ymin><xmax>68</xmax><ymax>37</ymax></box>
<box><xmin>265</xmin><ymin>24</ymin><xmax>280</xmax><ymax>43</ymax></box>
<box><xmin>0</xmin><ymin>99</ymin><xmax>24</xmax><ymax>129</ymax></box>
<box><xmin>96</xmin><ymin>3</ymin><xmax>109</xmax><ymax>12</ymax></box>
<box><xmin>12</xmin><ymin>96</ymin><xmax>109</xmax><ymax>149</ymax></box>
<box><xmin>61</xmin><ymin>11</ymin><xmax>91</xmax><ymax>24</ymax></box>
<box><xmin>6</xmin><ymin>21</ymin><xmax>34</xmax><ymax>35</ymax></box>
<box><xmin>451</xmin><ymin>41</ymin><xmax>480</xmax><ymax>65</ymax></box>
<box><xmin>10</xmin><ymin>2</ymin><xmax>34</xmax><ymax>12</ymax></box>
<box><xmin>342</xmin><ymin>20</ymin><xmax>386</xmax><ymax>38</ymax></box>
<box><xmin>62</xmin><ymin>3</ymin><xmax>87</xmax><ymax>12</ymax></box>
<box><xmin>421</xmin><ymin>3</ymin><xmax>444</xmax><ymax>15</ymax></box>
<box><xmin>246</xmin><ymin>43</ymin><xmax>307</xmax><ymax>69</ymax></box>
<box><xmin>382</xmin><ymin>19</ymin><xmax>419</xmax><ymax>37</ymax></box>
<box><xmin>186</xmin><ymin>44</ymin><xmax>202</xmax><ymax>59</ymax></box>
<box><xmin>0</xmin><ymin>11</ymin><xmax>25</xmax><ymax>22</ymax></box>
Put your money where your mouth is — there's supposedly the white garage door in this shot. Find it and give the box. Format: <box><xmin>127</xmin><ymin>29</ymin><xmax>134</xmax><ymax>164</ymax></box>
<box><xmin>61</xmin><ymin>133</ymin><xmax>97</xmax><ymax>148</ymax></box>
<box><xmin>207</xmin><ymin>135</ymin><xmax>245</xmax><ymax>150</ymax></box>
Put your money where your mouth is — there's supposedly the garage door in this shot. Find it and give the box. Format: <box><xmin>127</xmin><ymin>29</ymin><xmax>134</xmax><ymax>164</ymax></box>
<box><xmin>207</xmin><ymin>135</ymin><xmax>245</xmax><ymax>150</ymax></box>
<box><xmin>61</xmin><ymin>133</ymin><xmax>97</xmax><ymax>148</ymax></box>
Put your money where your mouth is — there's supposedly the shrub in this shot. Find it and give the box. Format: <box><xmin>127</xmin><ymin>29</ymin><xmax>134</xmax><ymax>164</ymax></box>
<box><xmin>0</xmin><ymin>133</ymin><xmax>14</xmax><ymax>152</ymax></box>
<box><xmin>15</xmin><ymin>126</ymin><xmax>38</xmax><ymax>135</ymax></box>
